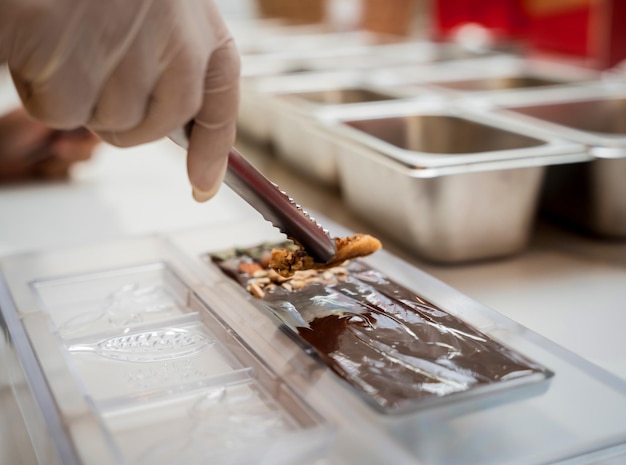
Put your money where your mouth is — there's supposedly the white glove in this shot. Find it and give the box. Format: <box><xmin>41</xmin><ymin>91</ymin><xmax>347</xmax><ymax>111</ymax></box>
<box><xmin>0</xmin><ymin>0</ymin><xmax>240</xmax><ymax>201</ymax></box>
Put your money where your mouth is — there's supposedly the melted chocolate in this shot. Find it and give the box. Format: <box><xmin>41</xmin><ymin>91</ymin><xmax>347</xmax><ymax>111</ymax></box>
<box><xmin>212</xmin><ymin>246</ymin><xmax>549</xmax><ymax>413</ymax></box>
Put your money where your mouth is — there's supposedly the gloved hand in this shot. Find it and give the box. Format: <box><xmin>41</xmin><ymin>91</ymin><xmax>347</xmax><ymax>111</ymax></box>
<box><xmin>0</xmin><ymin>0</ymin><xmax>240</xmax><ymax>201</ymax></box>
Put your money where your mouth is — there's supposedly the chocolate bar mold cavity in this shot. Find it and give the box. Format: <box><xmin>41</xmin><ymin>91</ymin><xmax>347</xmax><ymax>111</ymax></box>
<box><xmin>102</xmin><ymin>381</ymin><xmax>328</xmax><ymax>465</ymax></box>
<box><xmin>20</xmin><ymin>257</ymin><xmax>332</xmax><ymax>462</ymax></box>
<box><xmin>31</xmin><ymin>263</ymin><xmax>191</xmax><ymax>339</ymax></box>
<box><xmin>64</xmin><ymin>320</ymin><xmax>246</xmax><ymax>403</ymax></box>
<box><xmin>31</xmin><ymin>264</ymin><xmax>252</xmax><ymax>403</ymax></box>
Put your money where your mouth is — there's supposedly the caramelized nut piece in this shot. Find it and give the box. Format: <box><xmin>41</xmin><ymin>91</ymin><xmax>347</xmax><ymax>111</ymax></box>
<box><xmin>247</xmin><ymin>282</ymin><xmax>265</xmax><ymax>298</ymax></box>
<box><xmin>270</xmin><ymin>233</ymin><xmax>382</xmax><ymax>278</ymax></box>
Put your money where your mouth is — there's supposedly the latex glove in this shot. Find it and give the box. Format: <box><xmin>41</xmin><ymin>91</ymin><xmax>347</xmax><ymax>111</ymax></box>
<box><xmin>0</xmin><ymin>0</ymin><xmax>240</xmax><ymax>201</ymax></box>
<box><xmin>0</xmin><ymin>107</ymin><xmax>100</xmax><ymax>181</ymax></box>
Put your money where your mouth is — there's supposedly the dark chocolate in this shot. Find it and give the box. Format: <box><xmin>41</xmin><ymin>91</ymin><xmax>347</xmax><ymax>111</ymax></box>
<box><xmin>212</xmin><ymin>245</ymin><xmax>548</xmax><ymax>413</ymax></box>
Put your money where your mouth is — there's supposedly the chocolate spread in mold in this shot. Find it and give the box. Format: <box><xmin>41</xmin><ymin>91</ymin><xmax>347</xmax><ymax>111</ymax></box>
<box><xmin>212</xmin><ymin>243</ymin><xmax>549</xmax><ymax>413</ymax></box>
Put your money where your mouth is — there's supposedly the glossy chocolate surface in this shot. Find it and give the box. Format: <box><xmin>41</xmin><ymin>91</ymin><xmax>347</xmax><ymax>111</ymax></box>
<box><xmin>212</xmin><ymin>245</ymin><xmax>549</xmax><ymax>413</ymax></box>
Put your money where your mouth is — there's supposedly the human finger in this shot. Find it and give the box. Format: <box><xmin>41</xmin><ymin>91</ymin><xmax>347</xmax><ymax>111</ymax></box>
<box><xmin>187</xmin><ymin>39</ymin><xmax>240</xmax><ymax>202</ymax></box>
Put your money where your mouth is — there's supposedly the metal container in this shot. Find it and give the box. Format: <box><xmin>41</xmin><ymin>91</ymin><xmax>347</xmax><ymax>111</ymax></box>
<box><xmin>323</xmin><ymin>100</ymin><xmax>588</xmax><ymax>262</ymax></box>
<box><xmin>240</xmin><ymin>40</ymin><xmax>501</xmax><ymax>78</ymax></box>
<box><xmin>237</xmin><ymin>70</ymin><xmax>363</xmax><ymax>144</ymax></box>
<box><xmin>260</xmin><ymin>71</ymin><xmax>415</xmax><ymax>185</ymax></box>
<box><xmin>369</xmin><ymin>56</ymin><xmax>598</xmax><ymax>99</ymax></box>
<box><xmin>240</xmin><ymin>30</ymin><xmax>386</xmax><ymax>56</ymax></box>
<box><xmin>237</xmin><ymin>41</ymin><xmax>502</xmax><ymax>143</ymax></box>
<box><xmin>483</xmin><ymin>82</ymin><xmax>626</xmax><ymax>236</ymax></box>
<box><xmin>236</xmin><ymin>30</ymin><xmax>397</xmax><ymax>142</ymax></box>
<box><xmin>272</xmin><ymin>88</ymin><xmax>401</xmax><ymax>185</ymax></box>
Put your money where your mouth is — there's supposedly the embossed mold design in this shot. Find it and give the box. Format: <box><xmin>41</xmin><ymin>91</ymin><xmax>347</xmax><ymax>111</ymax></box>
<box><xmin>60</xmin><ymin>283</ymin><xmax>179</xmax><ymax>336</ymax></box>
<box><xmin>68</xmin><ymin>327</ymin><xmax>213</xmax><ymax>363</ymax></box>
<box><xmin>137</xmin><ymin>385</ymin><xmax>290</xmax><ymax>465</ymax></box>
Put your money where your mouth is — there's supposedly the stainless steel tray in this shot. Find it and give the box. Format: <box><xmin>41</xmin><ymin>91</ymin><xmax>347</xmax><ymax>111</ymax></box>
<box><xmin>237</xmin><ymin>41</ymin><xmax>504</xmax><ymax>143</ymax></box>
<box><xmin>236</xmin><ymin>30</ymin><xmax>397</xmax><ymax>142</ymax></box>
<box><xmin>240</xmin><ymin>40</ymin><xmax>501</xmax><ymax>78</ymax></box>
<box><xmin>323</xmin><ymin>100</ymin><xmax>588</xmax><ymax>262</ymax></box>
<box><xmin>239</xmin><ymin>69</ymin><xmax>352</xmax><ymax>143</ymax></box>
<box><xmin>239</xmin><ymin>30</ymin><xmax>386</xmax><ymax>56</ymax></box>
<box><xmin>259</xmin><ymin>71</ymin><xmax>411</xmax><ymax>185</ymax></box>
<box><xmin>369</xmin><ymin>56</ymin><xmax>598</xmax><ymax>99</ymax></box>
<box><xmin>481</xmin><ymin>81</ymin><xmax>626</xmax><ymax>236</ymax></box>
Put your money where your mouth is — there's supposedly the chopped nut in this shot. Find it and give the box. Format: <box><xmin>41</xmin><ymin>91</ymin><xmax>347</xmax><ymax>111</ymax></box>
<box><xmin>268</xmin><ymin>269</ymin><xmax>290</xmax><ymax>283</ymax></box>
<box><xmin>229</xmin><ymin>240</ymin><xmax>372</xmax><ymax>299</ymax></box>
<box><xmin>247</xmin><ymin>282</ymin><xmax>265</xmax><ymax>298</ymax></box>
<box><xmin>298</xmin><ymin>269</ymin><xmax>318</xmax><ymax>279</ymax></box>
<box><xmin>270</xmin><ymin>233</ymin><xmax>382</xmax><ymax>277</ymax></box>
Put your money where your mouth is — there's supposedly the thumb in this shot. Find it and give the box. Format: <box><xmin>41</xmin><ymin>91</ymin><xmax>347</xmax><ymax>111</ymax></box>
<box><xmin>187</xmin><ymin>39</ymin><xmax>240</xmax><ymax>202</ymax></box>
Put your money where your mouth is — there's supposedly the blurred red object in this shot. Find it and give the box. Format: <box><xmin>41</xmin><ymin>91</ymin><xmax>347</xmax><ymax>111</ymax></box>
<box><xmin>433</xmin><ymin>0</ymin><xmax>529</xmax><ymax>42</ymax></box>
<box><xmin>433</xmin><ymin>0</ymin><xmax>626</xmax><ymax>69</ymax></box>
<box><xmin>523</xmin><ymin>0</ymin><xmax>591</xmax><ymax>57</ymax></box>
<box><xmin>524</xmin><ymin>0</ymin><xmax>626</xmax><ymax>69</ymax></box>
